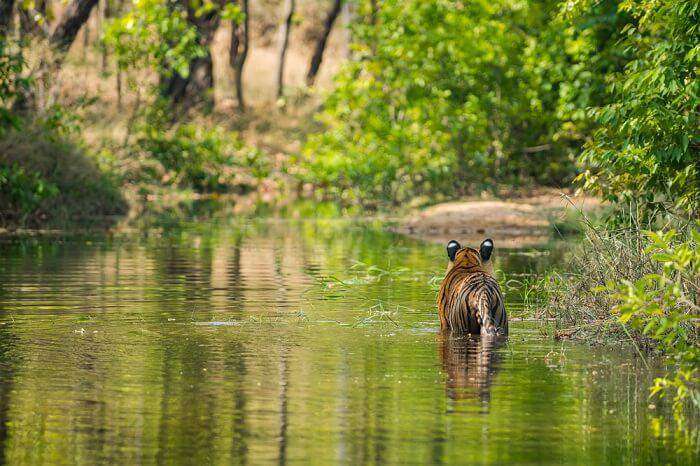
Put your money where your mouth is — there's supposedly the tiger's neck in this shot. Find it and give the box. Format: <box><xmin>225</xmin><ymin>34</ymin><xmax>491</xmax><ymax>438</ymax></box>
<box><xmin>446</xmin><ymin>262</ymin><xmax>493</xmax><ymax>278</ymax></box>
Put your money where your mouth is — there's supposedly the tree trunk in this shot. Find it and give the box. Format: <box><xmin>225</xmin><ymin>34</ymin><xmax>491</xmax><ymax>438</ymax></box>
<box><xmin>101</xmin><ymin>0</ymin><xmax>110</xmax><ymax>72</ymax></box>
<box><xmin>162</xmin><ymin>55</ymin><xmax>215</xmax><ymax>107</ymax></box>
<box><xmin>50</xmin><ymin>0</ymin><xmax>100</xmax><ymax>60</ymax></box>
<box><xmin>0</xmin><ymin>0</ymin><xmax>15</xmax><ymax>35</ymax></box>
<box><xmin>116</xmin><ymin>67</ymin><xmax>122</xmax><ymax>109</ymax></box>
<box><xmin>161</xmin><ymin>0</ymin><xmax>221</xmax><ymax>108</ymax></box>
<box><xmin>306</xmin><ymin>0</ymin><xmax>342</xmax><ymax>87</ymax></box>
<box><xmin>229</xmin><ymin>0</ymin><xmax>249</xmax><ymax>111</ymax></box>
<box><xmin>13</xmin><ymin>0</ymin><xmax>99</xmax><ymax>111</ymax></box>
<box><xmin>82</xmin><ymin>12</ymin><xmax>90</xmax><ymax>61</ymax></box>
<box><xmin>276</xmin><ymin>0</ymin><xmax>295</xmax><ymax>99</ymax></box>
<box><xmin>19</xmin><ymin>3</ymin><xmax>34</xmax><ymax>36</ymax></box>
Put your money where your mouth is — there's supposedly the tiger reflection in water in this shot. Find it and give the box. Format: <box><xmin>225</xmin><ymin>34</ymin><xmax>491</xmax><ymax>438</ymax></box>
<box><xmin>437</xmin><ymin>238</ymin><xmax>507</xmax><ymax>402</ymax></box>
<box><xmin>439</xmin><ymin>335</ymin><xmax>503</xmax><ymax>403</ymax></box>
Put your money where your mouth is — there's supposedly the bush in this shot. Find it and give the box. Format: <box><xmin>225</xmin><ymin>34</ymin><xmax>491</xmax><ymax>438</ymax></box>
<box><xmin>0</xmin><ymin>164</ymin><xmax>59</xmax><ymax>223</ymax></box>
<box><xmin>606</xmin><ymin>229</ymin><xmax>699</xmax><ymax>424</ymax></box>
<box><xmin>0</xmin><ymin>37</ymin><xmax>29</xmax><ymax>135</ymax></box>
<box><xmin>533</xmin><ymin>220</ymin><xmax>699</xmax><ymax>424</ymax></box>
<box><xmin>301</xmin><ymin>0</ymin><xmax>627</xmax><ymax>204</ymax></box>
<box><xmin>572</xmin><ymin>0</ymin><xmax>700</xmax><ymax>218</ymax></box>
<box><xmin>132</xmin><ymin>118</ymin><xmax>270</xmax><ymax>194</ymax></box>
<box><xmin>0</xmin><ymin>123</ymin><xmax>128</xmax><ymax>227</ymax></box>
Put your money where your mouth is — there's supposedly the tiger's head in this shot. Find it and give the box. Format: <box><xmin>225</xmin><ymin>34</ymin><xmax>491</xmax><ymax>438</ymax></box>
<box><xmin>445</xmin><ymin>238</ymin><xmax>495</xmax><ymax>275</ymax></box>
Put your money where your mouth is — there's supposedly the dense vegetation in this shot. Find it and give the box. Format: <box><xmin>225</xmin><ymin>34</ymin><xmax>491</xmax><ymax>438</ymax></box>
<box><xmin>0</xmin><ymin>0</ymin><xmax>327</xmax><ymax>226</ymax></box>
<box><xmin>0</xmin><ymin>0</ymin><xmax>697</xmax><ymax>432</ymax></box>
<box><xmin>304</xmin><ymin>0</ymin><xmax>586</xmax><ymax>202</ymax></box>
<box><xmin>303</xmin><ymin>0</ymin><xmax>697</xmax><ymax>211</ymax></box>
<box><xmin>301</xmin><ymin>0</ymin><xmax>700</xmax><ymax>429</ymax></box>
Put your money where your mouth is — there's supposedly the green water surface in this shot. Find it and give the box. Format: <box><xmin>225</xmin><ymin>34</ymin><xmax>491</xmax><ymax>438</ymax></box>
<box><xmin>0</xmin><ymin>213</ymin><xmax>695</xmax><ymax>464</ymax></box>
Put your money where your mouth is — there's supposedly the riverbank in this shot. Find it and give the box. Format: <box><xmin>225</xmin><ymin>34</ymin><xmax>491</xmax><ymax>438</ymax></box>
<box><xmin>0</xmin><ymin>98</ymin><xmax>311</xmax><ymax>231</ymax></box>
<box><xmin>392</xmin><ymin>190</ymin><xmax>602</xmax><ymax>248</ymax></box>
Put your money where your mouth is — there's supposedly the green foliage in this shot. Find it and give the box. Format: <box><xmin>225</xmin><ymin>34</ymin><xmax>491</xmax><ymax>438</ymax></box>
<box><xmin>603</xmin><ymin>229</ymin><xmax>699</xmax><ymax>425</ymax></box>
<box><xmin>0</xmin><ymin>37</ymin><xmax>30</xmax><ymax>135</ymax></box>
<box><xmin>530</xmin><ymin>0</ymin><xmax>630</xmax><ymax>141</ymax></box>
<box><xmin>138</xmin><ymin>125</ymin><xmax>253</xmax><ymax>192</ymax></box>
<box><xmin>0</xmin><ymin>122</ymin><xmax>127</xmax><ymax>227</ymax></box>
<box><xmin>0</xmin><ymin>164</ymin><xmax>59</xmax><ymax>220</ymax></box>
<box><xmin>302</xmin><ymin>0</ymin><xmax>600</xmax><ymax>203</ymax></box>
<box><xmin>304</xmin><ymin>0</ymin><xmax>697</xmax><ymax>216</ymax></box>
<box><xmin>220</xmin><ymin>2</ymin><xmax>244</xmax><ymax>23</ymax></box>
<box><xmin>0</xmin><ymin>35</ymin><xmax>126</xmax><ymax>227</ymax></box>
<box><xmin>529</xmin><ymin>216</ymin><xmax>699</xmax><ymax>429</ymax></box>
<box><xmin>573</xmin><ymin>0</ymin><xmax>700</xmax><ymax>217</ymax></box>
<box><xmin>135</xmin><ymin>109</ymin><xmax>270</xmax><ymax>193</ymax></box>
<box><xmin>103</xmin><ymin>0</ymin><xmax>204</xmax><ymax>78</ymax></box>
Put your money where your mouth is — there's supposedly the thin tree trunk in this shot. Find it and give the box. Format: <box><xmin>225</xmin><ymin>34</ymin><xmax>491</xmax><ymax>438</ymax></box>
<box><xmin>306</xmin><ymin>0</ymin><xmax>342</xmax><ymax>87</ymax></box>
<box><xmin>162</xmin><ymin>55</ymin><xmax>215</xmax><ymax>107</ymax></box>
<box><xmin>229</xmin><ymin>0</ymin><xmax>249</xmax><ymax>111</ymax></box>
<box><xmin>116</xmin><ymin>68</ymin><xmax>122</xmax><ymax>109</ymax></box>
<box><xmin>82</xmin><ymin>15</ymin><xmax>90</xmax><ymax>61</ymax></box>
<box><xmin>276</xmin><ymin>0</ymin><xmax>295</xmax><ymax>99</ymax></box>
<box><xmin>101</xmin><ymin>0</ymin><xmax>110</xmax><ymax>72</ymax></box>
<box><xmin>18</xmin><ymin>1</ymin><xmax>49</xmax><ymax>38</ymax></box>
<box><xmin>0</xmin><ymin>0</ymin><xmax>14</xmax><ymax>36</ymax></box>
<box><xmin>19</xmin><ymin>5</ymin><xmax>32</xmax><ymax>36</ymax></box>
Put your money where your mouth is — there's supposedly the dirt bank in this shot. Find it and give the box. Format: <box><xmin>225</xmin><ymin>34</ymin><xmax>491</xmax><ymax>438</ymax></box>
<box><xmin>393</xmin><ymin>190</ymin><xmax>601</xmax><ymax>248</ymax></box>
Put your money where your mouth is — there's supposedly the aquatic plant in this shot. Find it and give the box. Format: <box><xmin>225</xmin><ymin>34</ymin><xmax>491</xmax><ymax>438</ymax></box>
<box><xmin>531</xmin><ymin>221</ymin><xmax>699</xmax><ymax>429</ymax></box>
<box><xmin>604</xmin><ymin>229</ymin><xmax>699</xmax><ymax>427</ymax></box>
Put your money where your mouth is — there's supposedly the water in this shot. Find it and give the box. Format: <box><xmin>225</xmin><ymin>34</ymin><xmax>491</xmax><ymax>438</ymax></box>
<box><xmin>0</xmin><ymin>213</ymin><xmax>695</xmax><ymax>464</ymax></box>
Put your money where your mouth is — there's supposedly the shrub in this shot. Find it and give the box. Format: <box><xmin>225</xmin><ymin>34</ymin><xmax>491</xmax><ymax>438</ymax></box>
<box><xmin>605</xmin><ymin>229</ymin><xmax>699</xmax><ymax>424</ymax></box>
<box><xmin>572</xmin><ymin>0</ymin><xmax>700</xmax><ymax>218</ymax></box>
<box><xmin>102</xmin><ymin>0</ymin><xmax>204</xmax><ymax>81</ymax></box>
<box><xmin>0</xmin><ymin>37</ymin><xmax>30</xmax><ymax>135</ymax></box>
<box><xmin>533</xmin><ymin>220</ymin><xmax>699</xmax><ymax>425</ymax></box>
<box><xmin>301</xmin><ymin>0</ymin><xmax>628</xmax><ymax>204</ymax></box>
<box><xmin>0</xmin><ymin>164</ymin><xmax>59</xmax><ymax>223</ymax></box>
<box><xmin>135</xmin><ymin>120</ymin><xmax>270</xmax><ymax>193</ymax></box>
<box><xmin>0</xmin><ymin>123</ymin><xmax>127</xmax><ymax>227</ymax></box>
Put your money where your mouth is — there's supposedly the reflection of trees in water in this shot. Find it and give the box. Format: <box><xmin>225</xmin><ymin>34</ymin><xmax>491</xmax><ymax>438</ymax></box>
<box><xmin>277</xmin><ymin>349</ymin><xmax>289</xmax><ymax>466</ymax></box>
<box><xmin>0</xmin><ymin>325</ymin><xmax>19</xmax><ymax>465</ymax></box>
<box><xmin>224</xmin><ymin>341</ymin><xmax>249</xmax><ymax>465</ymax></box>
<box><xmin>149</xmin><ymin>235</ymin><xmax>215</xmax><ymax>315</ymax></box>
<box><xmin>439</xmin><ymin>335</ymin><xmax>503</xmax><ymax>404</ymax></box>
<box><xmin>272</xmin><ymin>244</ymin><xmax>290</xmax><ymax>466</ymax></box>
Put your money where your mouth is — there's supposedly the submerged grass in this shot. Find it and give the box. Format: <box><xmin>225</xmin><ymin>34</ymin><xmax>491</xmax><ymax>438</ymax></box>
<box><xmin>528</xmin><ymin>209</ymin><xmax>699</xmax><ymax>431</ymax></box>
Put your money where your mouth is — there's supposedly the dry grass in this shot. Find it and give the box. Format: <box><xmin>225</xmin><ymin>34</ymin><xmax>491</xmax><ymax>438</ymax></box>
<box><xmin>3</xmin><ymin>1</ymin><xmax>349</xmax><ymax>229</ymax></box>
<box><xmin>54</xmin><ymin>0</ymin><xmax>349</xmax><ymax>123</ymax></box>
<box><xmin>40</xmin><ymin>0</ymin><xmax>352</xmax><ymax>197</ymax></box>
<box><xmin>530</xmin><ymin>212</ymin><xmax>696</xmax><ymax>345</ymax></box>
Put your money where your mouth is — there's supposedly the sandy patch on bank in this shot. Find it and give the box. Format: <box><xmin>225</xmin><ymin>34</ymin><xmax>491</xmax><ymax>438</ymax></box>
<box><xmin>393</xmin><ymin>191</ymin><xmax>601</xmax><ymax>248</ymax></box>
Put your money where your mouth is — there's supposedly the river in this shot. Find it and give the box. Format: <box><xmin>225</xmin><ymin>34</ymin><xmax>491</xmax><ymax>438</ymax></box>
<box><xmin>0</xmin><ymin>208</ymin><xmax>694</xmax><ymax>464</ymax></box>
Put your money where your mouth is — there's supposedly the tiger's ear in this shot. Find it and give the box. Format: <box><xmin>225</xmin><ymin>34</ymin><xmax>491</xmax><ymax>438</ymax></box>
<box><xmin>479</xmin><ymin>238</ymin><xmax>494</xmax><ymax>262</ymax></box>
<box><xmin>447</xmin><ymin>240</ymin><xmax>461</xmax><ymax>262</ymax></box>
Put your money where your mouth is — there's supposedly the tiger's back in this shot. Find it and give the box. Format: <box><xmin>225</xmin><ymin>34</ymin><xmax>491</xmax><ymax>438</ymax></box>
<box><xmin>437</xmin><ymin>239</ymin><xmax>508</xmax><ymax>336</ymax></box>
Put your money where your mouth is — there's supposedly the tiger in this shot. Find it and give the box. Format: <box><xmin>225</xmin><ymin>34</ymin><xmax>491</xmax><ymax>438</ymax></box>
<box><xmin>437</xmin><ymin>238</ymin><xmax>508</xmax><ymax>336</ymax></box>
